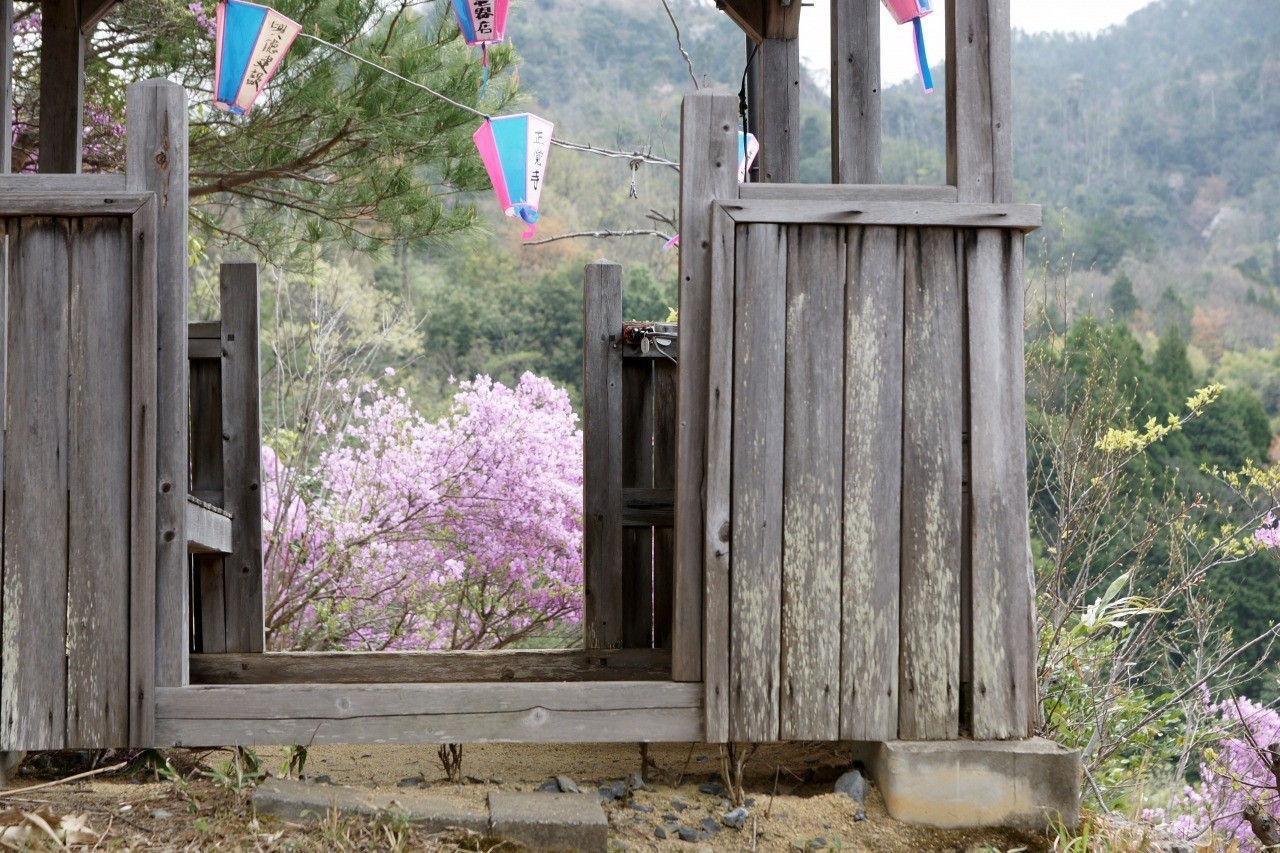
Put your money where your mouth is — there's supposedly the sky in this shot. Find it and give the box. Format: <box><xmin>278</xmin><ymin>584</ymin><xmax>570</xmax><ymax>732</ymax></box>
<box><xmin>799</xmin><ymin>0</ymin><xmax>1160</xmax><ymax>88</ymax></box>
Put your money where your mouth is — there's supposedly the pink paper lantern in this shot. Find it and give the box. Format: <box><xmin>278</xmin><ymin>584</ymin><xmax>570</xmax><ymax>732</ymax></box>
<box><xmin>881</xmin><ymin>0</ymin><xmax>934</xmax><ymax>93</ymax></box>
<box><xmin>214</xmin><ymin>0</ymin><xmax>302</xmax><ymax>114</ymax></box>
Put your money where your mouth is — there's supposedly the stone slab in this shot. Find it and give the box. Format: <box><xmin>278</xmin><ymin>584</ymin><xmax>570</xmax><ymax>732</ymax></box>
<box><xmin>254</xmin><ymin>777</ymin><xmax>488</xmax><ymax>835</ymax></box>
<box><xmin>868</xmin><ymin>738</ymin><xmax>1080</xmax><ymax>831</ymax></box>
<box><xmin>488</xmin><ymin>791</ymin><xmax>608</xmax><ymax>852</ymax></box>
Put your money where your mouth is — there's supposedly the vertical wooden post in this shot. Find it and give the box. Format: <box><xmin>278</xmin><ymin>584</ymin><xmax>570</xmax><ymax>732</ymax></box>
<box><xmin>583</xmin><ymin>260</ymin><xmax>623</xmax><ymax>649</ymax></box>
<box><xmin>127</xmin><ymin>78</ymin><xmax>189</xmax><ymax>686</ymax></box>
<box><xmin>221</xmin><ymin>262</ymin><xmax>264</xmax><ymax>653</ymax></box>
<box><xmin>831</xmin><ymin>0</ymin><xmax>881</xmax><ymax>184</ymax></box>
<box><xmin>189</xmin><ymin>324</ymin><xmax>226</xmax><ymax>654</ymax></box>
<box><xmin>621</xmin><ymin>359</ymin><xmax>654</xmax><ymax>648</ymax></box>
<box><xmin>674</xmin><ymin>90</ymin><xmax>738</xmax><ymax>682</ymax></box>
<box><xmin>946</xmin><ymin>0</ymin><xmax>1013</xmax><ymax>202</ymax></box>
<box><xmin>2</xmin><ymin>0</ymin><xmax>12</xmax><ymax>174</ymax></box>
<box><xmin>651</xmin><ymin>359</ymin><xmax>677</xmax><ymax>649</ymax></box>
<box><xmin>37</xmin><ymin>0</ymin><xmax>83</xmax><ymax>173</ymax></box>
<box><xmin>756</xmin><ymin>38</ymin><xmax>800</xmax><ymax>183</ymax></box>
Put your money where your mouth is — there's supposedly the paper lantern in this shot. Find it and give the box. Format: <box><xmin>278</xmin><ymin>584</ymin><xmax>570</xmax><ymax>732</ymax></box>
<box><xmin>473</xmin><ymin>113</ymin><xmax>553</xmax><ymax>240</ymax></box>
<box><xmin>738</xmin><ymin>131</ymin><xmax>759</xmax><ymax>182</ymax></box>
<box><xmin>214</xmin><ymin>0</ymin><xmax>302</xmax><ymax>114</ymax></box>
<box><xmin>451</xmin><ymin>0</ymin><xmax>509</xmax><ymax>48</ymax></box>
<box><xmin>881</xmin><ymin>0</ymin><xmax>934</xmax><ymax>93</ymax></box>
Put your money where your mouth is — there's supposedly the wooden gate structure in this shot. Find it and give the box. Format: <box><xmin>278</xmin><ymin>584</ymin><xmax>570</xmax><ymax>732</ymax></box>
<box><xmin>0</xmin><ymin>0</ymin><xmax>1054</xmax><ymax>764</ymax></box>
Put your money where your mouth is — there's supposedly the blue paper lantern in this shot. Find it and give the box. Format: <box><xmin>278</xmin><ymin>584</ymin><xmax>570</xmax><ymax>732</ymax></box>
<box><xmin>214</xmin><ymin>0</ymin><xmax>302</xmax><ymax>114</ymax></box>
<box><xmin>473</xmin><ymin>113</ymin><xmax>554</xmax><ymax>240</ymax></box>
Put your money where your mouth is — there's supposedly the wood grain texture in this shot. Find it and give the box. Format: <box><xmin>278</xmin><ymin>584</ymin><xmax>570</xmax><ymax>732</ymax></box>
<box><xmin>621</xmin><ymin>359</ymin><xmax>654</xmax><ymax>647</ymax></box>
<box><xmin>758</xmin><ymin>38</ymin><xmax>801</xmax><ymax>184</ymax></box>
<box><xmin>946</xmin><ymin>0</ymin><xmax>1014</xmax><ymax>203</ymax></box>
<box><xmin>840</xmin><ymin>226</ymin><xmax>905</xmax><ymax>742</ymax></box>
<box><xmin>37</xmin><ymin>0</ymin><xmax>83</xmax><ymax>174</ymax></box>
<box><xmin>0</xmin><ymin>193</ymin><xmax>151</xmax><ymax>217</ymax></box>
<box><xmin>652</xmin><ymin>360</ymin><xmax>678</xmax><ymax>649</ymax></box>
<box><xmin>729</xmin><ymin>223</ymin><xmax>786</xmax><ymax>743</ymax></box>
<box><xmin>67</xmin><ymin>217</ymin><xmax>131</xmax><ymax>747</ymax></box>
<box><xmin>186</xmin><ymin>500</ymin><xmax>233</xmax><ymax>554</ymax></box>
<box><xmin>0</xmin><ymin>233</ymin><xmax>6</xmax><ymax>747</ymax></box>
<box><xmin>966</xmin><ymin>229</ymin><xmax>1035</xmax><ymax>739</ymax></box>
<box><xmin>0</xmin><ymin>175</ymin><xmax>127</xmax><ymax>193</ymax></box>
<box><xmin>583</xmin><ymin>260</ymin><xmax>624</xmax><ymax>648</ymax></box>
<box><xmin>128</xmin><ymin>197</ymin><xmax>158</xmax><ymax>746</ymax></box>
<box><xmin>220</xmin><ymin>262</ymin><xmax>264</xmax><ymax>652</ymax></box>
<box><xmin>702</xmin><ymin>206</ymin><xmax>737</xmax><ymax>742</ymax></box>
<box><xmin>190</xmin><ymin>648</ymin><xmax>673</xmax><ymax>685</ymax></box>
<box><xmin>127</xmin><ymin>79</ymin><xmax>190</xmax><ymax>687</ymax></box>
<box><xmin>899</xmin><ymin>228</ymin><xmax>963</xmax><ymax>740</ymax></box>
<box><xmin>674</xmin><ymin>91</ymin><xmax>738</xmax><ymax>682</ymax></box>
<box><xmin>188</xmin><ymin>356</ymin><xmax>223</xmax><ymax>505</ymax></box>
<box><xmin>156</xmin><ymin>682</ymin><xmax>704</xmax><ymax>746</ymax></box>
<box><xmin>2</xmin><ymin>217</ymin><xmax>70</xmax><ymax>749</ymax></box>
<box><xmin>830</xmin><ymin>0</ymin><xmax>881</xmax><ymax>184</ymax></box>
<box><xmin>723</xmin><ymin>200</ymin><xmax>1040</xmax><ymax>229</ymax></box>
<box><xmin>739</xmin><ymin>184</ymin><xmax>956</xmax><ymax>203</ymax></box>
<box><xmin>780</xmin><ymin>225</ymin><xmax>843</xmax><ymax>741</ymax></box>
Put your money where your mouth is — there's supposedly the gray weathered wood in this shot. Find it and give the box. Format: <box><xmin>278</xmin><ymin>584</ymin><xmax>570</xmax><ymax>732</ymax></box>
<box><xmin>128</xmin><ymin>196</ymin><xmax>158</xmax><ymax>746</ymax></box>
<box><xmin>652</xmin><ymin>360</ymin><xmax>677</xmax><ymax>649</ymax></box>
<box><xmin>0</xmin><ymin>175</ymin><xmax>127</xmax><ymax>193</ymax></box>
<box><xmin>189</xmin><ymin>357</ymin><xmax>223</xmax><ymax>505</ymax></box>
<box><xmin>583</xmin><ymin>260</ymin><xmax>624</xmax><ymax>649</ymax></box>
<box><xmin>220</xmin><ymin>262</ymin><xmax>264</xmax><ymax>652</ymax></box>
<box><xmin>0</xmin><ymin>233</ymin><xmax>6</xmax><ymax>745</ymax></box>
<box><xmin>757</xmin><ymin>38</ymin><xmax>801</xmax><ymax>183</ymax></box>
<box><xmin>621</xmin><ymin>359</ymin><xmax>654</xmax><ymax>647</ymax></box>
<box><xmin>841</xmin><ymin>225</ymin><xmax>905</xmax><ymax>741</ymax></box>
<box><xmin>66</xmin><ymin>217</ymin><xmax>131</xmax><ymax>747</ymax></box>
<box><xmin>729</xmin><ymin>223</ymin><xmax>786</xmax><ymax>743</ymax></box>
<box><xmin>621</xmin><ymin>488</ymin><xmax>674</xmax><ymax>527</ymax></box>
<box><xmin>2</xmin><ymin>218</ymin><xmax>70</xmax><ymax>749</ymax></box>
<box><xmin>191</xmin><ymin>648</ymin><xmax>674</xmax><ymax>685</ymax></box>
<box><xmin>702</xmin><ymin>206</ymin><xmax>737</xmax><ymax>742</ymax></box>
<box><xmin>723</xmin><ymin>200</ymin><xmax>1041</xmax><ymax>229</ymax></box>
<box><xmin>779</xmin><ymin>225</ymin><xmax>843</xmax><ymax>741</ymax></box>
<box><xmin>1</xmin><ymin>1</ymin><xmax>11</xmax><ymax>175</ymax></box>
<box><xmin>830</xmin><ymin>0</ymin><xmax>881</xmax><ymax>184</ymax></box>
<box><xmin>899</xmin><ymin>227</ymin><xmax>963</xmax><ymax>740</ymax></box>
<box><xmin>38</xmin><ymin>0</ymin><xmax>83</xmax><ymax>174</ymax></box>
<box><xmin>155</xmin><ymin>682</ymin><xmax>705</xmax><ymax>746</ymax></box>
<box><xmin>675</xmin><ymin>90</ymin><xmax>739</xmax><ymax>683</ymax></box>
<box><xmin>739</xmin><ymin>184</ymin><xmax>956</xmax><ymax>203</ymax></box>
<box><xmin>967</xmin><ymin>229</ymin><xmax>1035</xmax><ymax>739</ymax></box>
<box><xmin>187</xmin><ymin>500</ymin><xmax>233</xmax><ymax>555</ymax></box>
<box><xmin>946</xmin><ymin>0</ymin><xmax>1013</xmax><ymax>203</ymax></box>
<box><xmin>128</xmin><ymin>79</ymin><xmax>189</xmax><ymax>687</ymax></box>
<box><xmin>0</xmin><ymin>193</ymin><xmax>151</xmax><ymax>217</ymax></box>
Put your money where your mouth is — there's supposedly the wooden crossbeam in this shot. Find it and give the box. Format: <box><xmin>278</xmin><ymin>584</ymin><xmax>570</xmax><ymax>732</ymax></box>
<box><xmin>718</xmin><ymin>0</ymin><xmax>801</xmax><ymax>41</ymax></box>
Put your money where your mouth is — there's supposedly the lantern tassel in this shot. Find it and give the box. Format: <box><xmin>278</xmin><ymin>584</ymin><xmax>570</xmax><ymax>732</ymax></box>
<box><xmin>516</xmin><ymin>204</ymin><xmax>539</xmax><ymax>241</ymax></box>
<box><xmin>913</xmin><ymin>17</ymin><xmax>933</xmax><ymax>93</ymax></box>
<box><xmin>480</xmin><ymin>43</ymin><xmax>490</xmax><ymax>100</ymax></box>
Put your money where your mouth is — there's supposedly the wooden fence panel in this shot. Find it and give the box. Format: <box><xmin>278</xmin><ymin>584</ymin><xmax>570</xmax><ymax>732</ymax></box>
<box><xmin>621</xmin><ymin>360</ymin><xmax>655</xmax><ymax>648</ymax></box>
<box><xmin>652</xmin><ymin>360</ymin><xmax>677</xmax><ymax>649</ymax></box>
<box><xmin>779</xmin><ymin>225</ymin><xmax>843</xmax><ymax>741</ymax></box>
<box><xmin>900</xmin><ymin>228</ymin><xmax>963</xmax><ymax>740</ymax></box>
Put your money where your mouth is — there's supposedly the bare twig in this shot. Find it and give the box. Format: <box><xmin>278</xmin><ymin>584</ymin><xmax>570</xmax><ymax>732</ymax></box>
<box><xmin>659</xmin><ymin>0</ymin><xmax>700</xmax><ymax>90</ymax></box>
<box><xmin>523</xmin><ymin>229</ymin><xmax>673</xmax><ymax>246</ymax></box>
<box><xmin>0</xmin><ymin>761</ymin><xmax>128</xmax><ymax>796</ymax></box>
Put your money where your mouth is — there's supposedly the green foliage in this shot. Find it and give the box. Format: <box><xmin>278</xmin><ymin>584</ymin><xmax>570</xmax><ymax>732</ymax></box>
<box><xmin>1108</xmin><ymin>272</ymin><xmax>1139</xmax><ymax>319</ymax></box>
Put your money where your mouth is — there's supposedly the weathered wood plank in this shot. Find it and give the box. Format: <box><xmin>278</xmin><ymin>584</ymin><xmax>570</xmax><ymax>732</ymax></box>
<box><xmin>1</xmin><ymin>3</ymin><xmax>12</xmax><ymax>175</ymax></box>
<box><xmin>38</xmin><ymin>0</ymin><xmax>83</xmax><ymax>174</ymax></box>
<box><xmin>187</xmin><ymin>500</ymin><xmax>233</xmax><ymax>555</ymax></box>
<box><xmin>967</xmin><ymin>229</ymin><xmax>1035</xmax><ymax>739</ymax></box>
<box><xmin>2</xmin><ymin>218</ymin><xmax>70</xmax><ymax>749</ymax></box>
<box><xmin>622</xmin><ymin>488</ymin><xmax>674</xmax><ymax>527</ymax></box>
<box><xmin>0</xmin><ymin>232</ymin><xmax>8</xmax><ymax>745</ymax></box>
<box><xmin>739</xmin><ymin>184</ymin><xmax>956</xmax><ymax>203</ymax></box>
<box><xmin>621</xmin><ymin>359</ymin><xmax>654</xmax><ymax>647</ymax></box>
<box><xmin>128</xmin><ymin>197</ymin><xmax>158</xmax><ymax>746</ymax></box>
<box><xmin>780</xmin><ymin>225</ymin><xmax>843</xmax><ymax>741</ymax></box>
<box><xmin>841</xmin><ymin>225</ymin><xmax>905</xmax><ymax>741</ymax></box>
<box><xmin>702</xmin><ymin>206</ymin><xmax>736</xmax><ymax>742</ymax></box>
<box><xmin>730</xmin><ymin>223</ymin><xmax>786</xmax><ymax>743</ymax></box>
<box><xmin>0</xmin><ymin>193</ymin><xmax>151</xmax><ymax>217</ymax></box>
<box><xmin>652</xmin><ymin>360</ymin><xmax>677</xmax><ymax>649</ymax></box>
<box><xmin>757</xmin><ymin>38</ymin><xmax>801</xmax><ymax>183</ymax></box>
<box><xmin>220</xmin><ymin>262</ymin><xmax>264</xmax><ymax>652</ymax></box>
<box><xmin>190</xmin><ymin>648</ymin><xmax>674</xmax><ymax>685</ymax></box>
<box><xmin>899</xmin><ymin>228</ymin><xmax>963</xmax><ymax>740</ymax></box>
<box><xmin>583</xmin><ymin>260</ymin><xmax>624</xmax><ymax>649</ymax></box>
<box><xmin>67</xmin><ymin>217</ymin><xmax>131</xmax><ymax>747</ymax></box>
<box><xmin>946</xmin><ymin>0</ymin><xmax>1014</xmax><ymax>203</ymax></box>
<box><xmin>127</xmin><ymin>79</ymin><xmax>189</xmax><ymax>687</ymax></box>
<box><xmin>723</xmin><ymin>200</ymin><xmax>1040</xmax><ymax>229</ymax></box>
<box><xmin>188</xmin><ymin>338</ymin><xmax>221</xmax><ymax>360</ymax></box>
<box><xmin>189</xmin><ymin>358</ymin><xmax>223</xmax><ymax>505</ymax></box>
<box><xmin>830</xmin><ymin>0</ymin><xmax>881</xmax><ymax>184</ymax></box>
<box><xmin>188</xmin><ymin>320</ymin><xmax>221</xmax><ymax>339</ymax></box>
<box><xmin>0</xmin><ymin>175</ymin><xmax>128</xmax><ymax>193</ymax></box>
<box><xmin>675</xmin><ymin>91</ymin><xmax>739</xmax><ymax>683</ymax></box>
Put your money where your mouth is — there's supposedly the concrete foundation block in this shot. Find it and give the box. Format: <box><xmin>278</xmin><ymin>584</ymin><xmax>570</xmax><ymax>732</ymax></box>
<box><xmin>254</xmin><ymin>777</ymin><xmax>489</xmax><ymax>835</ymax></box>
<box><xmin>488</xmin><ymin>791</ymin><xmax>608</xmax><ymax>852</ymax></box>
<box><xmin>869</xmin><ymin>738</ymin><xmax>1080</xmax><ymax>831</ymax></box>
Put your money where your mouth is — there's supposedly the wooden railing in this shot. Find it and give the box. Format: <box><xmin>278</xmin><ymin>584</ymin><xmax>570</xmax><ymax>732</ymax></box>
<box><xmin>187</xmin><ymin>262</ymin><xmax>264</xmax><ymax>654</ymax></box>
<box><xmin>582</xmin><ymin>261</ymin><xmax>678</xmax><ymax>650</ymax></box>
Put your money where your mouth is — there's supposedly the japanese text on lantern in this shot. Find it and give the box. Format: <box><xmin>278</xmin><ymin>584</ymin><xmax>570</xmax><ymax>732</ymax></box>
<box><xmin>472</xmin><ymin>0</ymin><xmax>493</xmax><ymax>39</ymax></box>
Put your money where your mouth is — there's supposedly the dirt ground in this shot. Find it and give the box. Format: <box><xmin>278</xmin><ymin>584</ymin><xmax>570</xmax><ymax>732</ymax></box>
<box><xmin>0</xmin><ymin>743</ymin><xmax>1055</xmax><ymax>851</ymax></box>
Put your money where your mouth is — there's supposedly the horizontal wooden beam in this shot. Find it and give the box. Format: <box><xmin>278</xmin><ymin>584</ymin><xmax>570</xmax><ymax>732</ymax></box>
<box><xmin>0</xmin><ymin>175</ymin><xmax>127</xmax><ymax>193</ymax></box>
<box><xmin>0</xmin><ymin>192</ymin><xmax>150</xmax><ymax>217</ymax></box>
<box><xmin>186</xmin><ymin>498</ymin><xmax>232</xmax><ymax>555</ymax></box>
<box><xmin>623</xmin><ymin>488</ymin><xmax>674</xmax><ymax>527</ymax></box>
<box><xmin>718</xmin><ymin>0</ymin><xmax>801</xmax><ymax>40</ymax></box>
<box><xmin>718</xmin><ymin>0</ymin><xmax>764</xmax><ymax>42</ymax></box>
<box><xmin>190</xmin><ymin>648</ymin><xmax>673</xmax><ymax>685</ymax></box>
<box><xmin>739</xmin><ymin>184</ymin><xmax>958</xmax><ymax>203</ymax></box>
<box><xmin>155</xmin><ymin>681</ymin><xmax>705</xmax><ymax>745</ymax></box>
<box><xmin>79</xmin><ymin>0</ymin><xmax>119</xmax><ymax>32</ymax></box>
<box><xmin>719</xmin><ymin>200</ymin><xmax>1042</xmax><ymax>231</ymax></box>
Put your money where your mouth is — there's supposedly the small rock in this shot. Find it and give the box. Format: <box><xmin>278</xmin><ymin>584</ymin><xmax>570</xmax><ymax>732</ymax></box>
<box><xmin>536</xmin><ymin>780</ymin><xmax>560</xmax><ymax>793</ymax></box>
<box><xmin>609</xmin><ymin>780</ymin><xmax>628</xmax><ymax>800</ymax></box>
<box><xmin>149</xmin><ymin>809</ymin><xmax>173</xmax><ymax>820</ymax></box>
<box><xmin>663</xmin><ymin>813</ymin><xmax>679</xmax><ymax>821</ymax></box>
<box><xmin>813</xmin><ymin>838</ymin><xmax>827</xmax><ymax>848</ymax></box>
<box><xmin>695</xmin><ymin>755</ymin><xmax>708</xmax><ymax>762</ymax></box>
<box><xmin>654</xmin><ymin>826</ymin><xmax>668</xmax><ymax>840</ymax></box>
<box><xmin>721</xmin><ymin>807</ymin><xmax>749</xmax><ymax>829</ymax></box>
<box><xmin>556</xmin><ymin>775</ymin><xmax>580</xmax><ymax>794</ymax></box>
<box><xmin>597</xmin><ymin>785</ymin><xmax>619</xmax><ymax>802</ymax></box>
<box><xmin>490</xmin><ymin>777</ymin><xmax>503</xmax><ymax>785</ymax></box>
<box><xmin>465</xmin><ymin>775</ymin><xmax>487</xmax><ymax>785</ymax></box>
<box><xmin>676</xmin><ymin>826</ymin><xmax>699</xmax><ymax>842</ymax></box>
<box><xmin>396</xmin><ymin>775</ymin><xmax>425</xmax><ymax>788</ymax></box>
<box><xmin>854</xmin><ymin>809</ymin><xmax>867</xmax><ymax>822</ymax></box>
<box><xmin>671</xmin><ymin>799</ymin><xmax>688</xmax><ymax>812</ymax></box>
<box><xmin>628</xmin><ymin>771</ymin><xmax>647</xmax><ymax>791</ymax></box>
<box><xmin>697</xmin><ymin>781</ymin><xmax>724</xmax><ymax>796</ymax></box>
<box><xmin>834</xmin><ymin>769</ymin><xmax>869</xmax><ymax>804</ymax></box>
<box><xmin>632</xmin><ymin>803</ymin><xmax>654</xmax><ymax>813</ymax></box>
<box><xmin>310</xmin><ymin>774</ymin><xmax>332</xmax><ymax>785</ymax></box>
<box><xmin>746</xmin><ymin>797</ymin><xmax>756</xmax><ymax>807</ymax></box>
<box><xmin>698</xmin><ymin>817</ymin><xmax>720</xmax><ymax>834</ymax></box>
